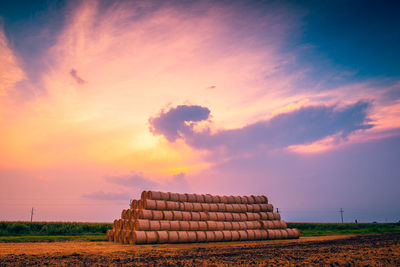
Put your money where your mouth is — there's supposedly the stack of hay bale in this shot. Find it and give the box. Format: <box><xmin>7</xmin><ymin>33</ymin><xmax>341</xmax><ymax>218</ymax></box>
<box><xmin>106</xmin><ymin>190</ymin><xmax>300</xmax><ymax>244</ymax></box>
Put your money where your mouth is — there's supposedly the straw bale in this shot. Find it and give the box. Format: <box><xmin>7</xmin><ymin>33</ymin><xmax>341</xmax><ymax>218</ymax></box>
<box><xmin>143</xmin><ymin>199</ymin><xmax>157</xmax><ymax>210</ymax></box>
<box><xmin>253</xmin><ymin>220</ymin><xmax>261</xmax><ymax>229</ymax></box>
<box><xmin>189</xmin><ymin>221</ymin><xmax>199</xmax><ymax>231</ymax></box>
<box><xmin>162</xmin><ymin>210</ymin><xmax>173</xmax><ymax>220</ymax></box>
<box><xmin>253</xmin><ymin>204</ymin><xmax>262</xmax><ymax>213</ymax></box>
<box><xmin>196</xmin><ymin>231</ymin><xmax>207</xmax><ymax>242</ymax></box>
<box><xmin>232</xmin><ymin>213</ymin><xmax>241</xmax><ymax>221</ymax></box>
<box><xmin>224</xmin><ymin>212</ymin><xmax>233</xmax><ymax>221</ymax></box>
<box><xmin>169</xmin><ymin>192</ymin><xmax>179</xmax><ymax>202</ymax></box>
<box><xmin>259</xmin><ymin>212</ymin><xmax>268</xmax><ymax>220</ymax></box>
<box><xmin>187</xmin><ymin>231</ymin><xmax>197</xmax><ymax>242</ymax></box>
<box><xmin>266</xmin><ymin>204</ymin><xmax>273</xmax><ymax>212</ymax></box>
<box><xmin>231</xmin><ymin>230</ymin><xmax>240</xmax><ymax>241</ymax></box>
<box><xmin>139</xmin><ymin>210</ymin><xmax>153</xmax><ymax>220</ymax></box>
<box><xmin>239</xmin><ymin>213</ymin><xmax>247</xmax><ymax>221</ymax></box>
<box><xmin>222</xmin><ymin>230</ymin><xmax>232</xmax><ymax>241</ymax></box>
<box><xmin>178</xmin><ymin>193</ymin><xmax>187</xmax><ymax>202</ymax></box>
<box><xmin>160</xmin><ymin>191</ymin><xmax>169</xmax><ymax>200</ymax></box>
<box><xmin>170</xmin><ymin>221</ymin><xmax>180</xmax><ymax>231</ymax></box>
<box><xmin>212</xmin><ymin>195</ymin><xmax>220</xmax><ymax>203</ymax></box>
<box><xmin>216</xmin><ymin>212</ymin><xmax>226</xmax><ymax>221</ymax></box>
<box><xmin>121</xmin><ymin>209</ymin><xmax>126</xmax><ymax>219</ymax></box>
<box><xmin>133</xmin><ymin>231</ymin><xmax>147</xmax><ymax>244</ymax></box>
<box><xmin>178</xmin><ymin>202</ymin><xmax>185</xmax><ymax>211</ymax></box>
<box><xmin>137</xmin><ymin>200</ymin><xmax>143</xmax><ymax>210</ymax></box>
<box><xmin>266</xmin><ymin>212</ymin><xmax>274</xmax><ymax>220</ymax></box>
<box><xmin>247</xmin><ymin>195</ymin><xmax>256</xmax><ymax>204</ymax></box>
<box><xmin>195</xmin><ymin>194</ymin><xmax>205</xmax><ymax>203</ymax></box>
<box><xmin>259</xmin><ymin>204</ymin><xmax>268</xmax><ymax>212</ymax></box>
<box><xmin>146</xmin><ymin>231</ymin><xmax>158</xmax><ymax>244</ymax></box>
<box><xmin>246</xmin><ymin>229</ymin><xmax>256</xmax><ymax>240</ymax></box>
<box><xmin>205</xmin><ymin>231</ymin><xmax>216</xmax><ymax>242</ymax></box>
<box><xmin>260</xmin><ymin>229</ymin><xmax>268</xmax><ymax>239</ymax></box>
<box><xmin>292</xmin><ymin>228</ymin><xmax>300</xmax><ymax>238</ymax></box>
<box><xmin>130</xmin><ymin>200</ymin><xmax>137</xmax><ymax>209</ymax></box>
<box><xmin>254</xmin><ymin>195</ymin><xmax>264</xmax><ymax>203</ymax></box>
<box><xmin>272</xmin><ymin>220</ymin><xmax>281</xmax><ymax>229</ymax></box>
<box><xmin>238</xmin><ymin>221</ymin><xmax>247</xmax><ymax>230</ymax></box>
<box><xmin>233</xmin><ymin>196</ymin><xmax>242</xmax><ymax>203</ymax></box>
<box><xmin>273</xmin><ymin>212</ymin><xmax>281</xmax><ymax>220</ymax></box>
<box><xmin>280</xmin><ymin>229</ymin><xmax>289</xmax><ymax>239</ymax></box>
<box><xmin>231</xmin><ymin>221</ymin><xmax>240</xmax><ymax>230</ymax></box>
<box><xmin>201</xmin><ymin>203</ymin><xmax>210</xmax><ymax>211</ymax></box>
<box><xmin>152</xmin><ymin>210</ymin><xmax>164</xmax><ymax>220</ymax></box>
<box><xmin>160</xmin><ymin>220</ymin><xmax>171</xmax><ymax>230</ymax></box>
<box><xmin>267</xmin><ymin>229</ymin><xmax>275</xmax><ymax>239</ymax></box>
<box><xmin>147</xmin><ymin>191</ymin><xmax>162</xmax><ymax>200</ymax></box>
<box><xmin>184</xmin><ymin>202</ymin><xmax>194</xmax><ymax>212</ymax></box>
<box><xmin>178</xmin><ymin>231</ymin><xmax>189</xmax><ymax>243</ymax></box>
<box><xmin>186</xmin><ymin>193</ymin><xmax>197</xmax><ymax>202</ymax></box>
<box><xmin>157</xmin><ymin>231</ymin><xmax>169</xmax><ymax>243</ymax></box>
<box><xmin>239</xmin><ymin>196</ymin><xmax>248</xmax><ymax>204</ymax></box>
<box><xmin>280</xmin><ymin>220</ymin><xmax>287</xmax><ymax>229</ymax></box>
<box><xmin>253</xmin><ymin>229</ymin><xmax>262</xmax><ymax>240</ymax></box>
<box><xmin>209</xmin><ymin>203</ymin><xmax>218</xmax><ymax>212</ymax></box>
<box><xmin>214</xmin><ymin>231</ymin><xmax>224</xmax><ymax>241</ymax></box>
<box><xmin>150</xmin><ymin>220</ymin><xmax>161</xmax><ymax>231</ymax></box>
<box><xmin>217</xmin><ymin>203</ymin><xmax>226</xmax><ymax>212</ymax></box>
<box><xmin>232</xmin><ymin>204</ymin><xmax>241</xmax><ymax>212</ymax></box>
<box><xmin>275</xmin><ymin>229</ymin><xmax>283</xmax><ymax>239</ymax></box>
<box><xmin>134</xmin><ymin>219</ymin><xmax>150</xmax><ymax>230</ymax></box>
<box><xmin>206</xmin><ymin>221</ymin><xmax>217</xmax><ymax>230</ymax></box>
<box><xmin>156</xmin><ymin>200</ymin><xmax>167</xmax><ymax>210</ymax></box>
<box><xmin>225</xmin><ymin>204</ymin><xmax>234</xmax><ymax>212</ymax></box>
<box><xmin>238</xmin><ymin>230</ymin><xmax>248</xmax><ymax>240</ymax></box>
<box><xmin>246</xmin><ymin>212</ymin><xmax>256</xmax><ymax>221</ymax></box>
<box><xmin>204</xmin><ymin>194</ymin><xmax>213</xmax><ymax>203</ymax></box>
<box><xmin>223</xmin><ymin>221</ymin><xmax>233</xmax><ymax>230</ymax></box>
<box><xmin>199</xmin><ymin>212</ymin><xmax>208</xmax><ymax>221</ymax></box>
<box><xmin>172</xmin><ymin>210</ymin><xmax>183</xmax><ymax>220</ymax></box>
<box><xmin>141</xmin><ymin>191</ymin><xmax>148</xmax><ymax>200</ymax></box>
<box><xmin>215</xmin><ymin>221</ymin><xmax>225</xmax><ymax>230</ymax></box>
<box><xmin>198</xmin><ymin>221</ymin><xmax>208</xmax><ymax>230</ymax></box>
<box><xmin>245</xmin><ymin>221</ymin><xmax>255</xmax><ymax>229</ymax></box>
<box><xmin>168</xmin><ymin>231</ymin><xmax>179</xmax><ymax>243</ymax></box>
<box><xmin>179</xmin><ymin>221</ymin><xmax>190</xmax><ymax>231</ymax></box>
<box><xmin>239</xmin><ymin>204</ymin><xmax>247</xmax><ymax>212</ymax></box>
<box><xmin>191</xmin><ymin>212</ymin><xmax>201</xmax><ymax>221</ymax></box>
<box><xmin>227</xmin><ymin>195</ymin><xmax>235</xmax><ymax>203</ymax></box>
<box><xmin>208</xmin><ymin>212</ymin><xmax>218</xmax><ymax>221</ymax></box>
<box><xmin>247</xmin><ymin>204</ymin><xmax>254</xmax><ymax>212</ymax></box>
<box><xmin>261</xmin><ymin>195</ymin><xmax>268</xmax><ymax>203</ymax></box>
<box><xmin>192</xmin><ymin>202</ymin><xmax>202</xmax><ymax>212</ymax></box>
<box><xmin>220</xmin><ymin>195</ymin><xmax>228</xmax><ymax>204</ymax></box>
<box><xmin>182</xmin><ymin>211</ymin><xmax>192</xmax><ymax>220</ymax></box>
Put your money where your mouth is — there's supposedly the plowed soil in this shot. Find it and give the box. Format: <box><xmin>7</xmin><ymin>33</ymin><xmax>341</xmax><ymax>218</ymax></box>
<box><xmin>0</xmin><ymin>233</ymin><xmax>399</xmax><ymax>266</ymax></box>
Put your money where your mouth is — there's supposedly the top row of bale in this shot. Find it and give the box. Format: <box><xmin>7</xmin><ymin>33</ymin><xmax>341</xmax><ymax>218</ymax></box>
<box><xmin>142</xmin><ymin>190</ymin><xmax>268</xmax><ymax>204</ymax></box>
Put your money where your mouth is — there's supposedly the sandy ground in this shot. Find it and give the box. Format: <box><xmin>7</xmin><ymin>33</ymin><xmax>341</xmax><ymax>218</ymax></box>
<box><xmin>0</xmin><ymin>233</ymin><xmax>399</xmax><ymax>266</ymax></box>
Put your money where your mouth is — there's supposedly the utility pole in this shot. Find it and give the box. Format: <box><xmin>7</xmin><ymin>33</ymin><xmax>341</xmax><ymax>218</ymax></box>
<box><xmin>276</xmin><ymin>208</ymin><xmax>280</xmax><ymax>214</ymax></box>
<box><xmin>30</xmin><ymin>207</ymin><xmax>34</xmax><ymax>222</ymax></box>
<box><xmin>339</xmin><ymin>208</ymin><xmax>344</xmax><ymax>223</ymax></box>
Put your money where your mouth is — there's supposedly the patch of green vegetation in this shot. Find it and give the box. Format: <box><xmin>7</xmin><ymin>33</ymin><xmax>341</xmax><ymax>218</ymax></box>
<box><xmin>287</xmin><ymin>222</ymin><xmax>400</xmax><ymax>236</ymax></box>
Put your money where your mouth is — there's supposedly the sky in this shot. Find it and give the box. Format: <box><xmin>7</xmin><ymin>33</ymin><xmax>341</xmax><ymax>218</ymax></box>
<box><xmin>0</xmin><ymin>0</ymin><xmax>399</xmax><ymax>223</ymax></box>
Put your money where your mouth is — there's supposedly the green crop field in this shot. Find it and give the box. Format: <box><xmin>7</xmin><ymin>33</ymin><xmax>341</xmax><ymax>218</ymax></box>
<box><xmin>0</xmin><ymin>221</ymin><xmax>399</xmax><ymax>242</ymax></box>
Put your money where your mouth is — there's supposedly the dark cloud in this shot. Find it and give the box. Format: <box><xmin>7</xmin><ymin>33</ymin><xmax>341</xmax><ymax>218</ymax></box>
<box><xmin>149</xmin><ymin>102</ymin><xmax>374</xmax><ymax>154</ymax></box>
<box><xmin>81</xmin><ymin>191</ymin><xmax>130</xmax><ymax>200</ymax></box>
<box><xmin>105</xmin><ymin>173</ymin><xmax>158</xmax><ymax>189</ymax></box>
<box><xmin>70</xmin><ymin>69</ymin><xmax>86</xmax><ymax>84</ymax></box>
<box><xmin>149</xmin><ymin>105</ymin><xmax>210</xmax><ymax>142</ymax></box>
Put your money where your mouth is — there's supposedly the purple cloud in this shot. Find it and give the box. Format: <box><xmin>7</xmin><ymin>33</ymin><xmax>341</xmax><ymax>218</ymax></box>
<box><xmin>81</xmin><ymin>191</ymin><xmax>130</xmax><ymax>200</ymax></box>
<box><xmin>70</xmin><ymin>69</ymin><xmax>86</xmax><ymax>84</ymax></box>
<box><xmin>105</xmin><ymin>173</ymin><xmax>158</xmax><ymax>189</ymax></box>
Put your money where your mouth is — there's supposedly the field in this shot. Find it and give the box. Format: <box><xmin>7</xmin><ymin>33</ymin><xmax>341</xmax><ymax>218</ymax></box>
<box><xmin>0</xmin><ymin>233</ymin><xmax>399</xmax><ymax>265</ymax></box>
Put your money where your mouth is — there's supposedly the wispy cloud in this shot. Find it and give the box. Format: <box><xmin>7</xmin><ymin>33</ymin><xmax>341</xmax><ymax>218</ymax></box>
<box><xmin>69</xmin><ymin>69</ymin><xmax>86</xmax><ymax>85</ymax></box>
<box><xmin>105</xmin><ymin>172</ymin><xmax>158</xmax><ymax>189</ymax></box>
<box><xmin>81</xmin><ymin>191</ymin><xmax>130</xmax><ymax>200</ymax></box>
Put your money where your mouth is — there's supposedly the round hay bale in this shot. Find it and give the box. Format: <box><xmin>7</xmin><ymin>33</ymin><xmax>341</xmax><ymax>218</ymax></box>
<box><xmin>184</xmin><ymin>202</ymin><xmax>194</xmax><ymax>212</ymax></box>
<box><xmin>247</xmin><ymin>204</ymin><xmax>254</xmax><ymax>212</ymax></box>
<box><xmin>162</xmin><ymin>210</ymin><xmax>173</xmax><ymax>220</ymax></box>
<box><xmin>189</xmin><ymin>221</ymin><xmax>199</xmax><ymax>231</ymax></box>
<box><xmin>292</xmin><ymin>228</ymin><xmax>300</xmax><ymax>238</ymax></box>
<box><xmin>267</xmin><ymin>229</ymin><xmax>275</xmax><ymax>240</ymax></box>
<box><xmin>266</xmin><ymin>204</ymin><xmax>273</xmax><ymax>212</ymax></box>
<box><xmin>152</xmin><ymin>210</ymin><xmax>164</xmax><ymax>220</ymax></box>
<box><xmin>141</xmin><ymin>191</ymin><xmax>148</xmax><ymax>200</ymax></box>
<box><xmin>139</xmin><ymin>210</ymin><xmax>152</xmax><ymax>220</ymax></box>
<box><xmin>222</xmin><ymin>230</ymin><xmax>232</xmax><ymax>241</ymax></box>
<box><xmin>170</xmin><ymin>221</ymin><xmax>180</xmax><ymax>231</ymax></box>
<box><xmin>178</xmin><ymin>231</ymin><xmax>189</xmax><ymax>243</ymax></box>
<box><xmin>246</xmin><ymin>229</ymin><xmax>256</xmax><ymax>240</ymax></box>
<box><xmin>217</xmin><ymin>203</ymin><xmax>226</xmax><ymax>212</ymax></box>
<box><xmin>231</xmin><ymin>230</ymin><xmax>240</xmax><ymax>241</ymax></box>
<box><xmin>191</xmin><ymin>212</ymin><xmax>201</xmax><ymax>221</ymax></box>
<box><xmin>233</xmin><ymin>196</ymin><xmax>242</xmax><ymax>204</ymax></box>
<box><xmin>172</xmin><ymin>211</ymin><xmax>183</xmax><ymax>220</ymax></box>
<box><xmin>208</xmin><ymin>212</ymin><xmax>218</xmax><ymax>221</ymax></box>
<box><xmin>239</xmin><ymin>196</ymin><xmax>248</xmax><ymax>204</ymax></box>
<box><xmin>260</xmin><ymin>229</ymin><xmax>268</xmax><ymax>239</ymax></box>
<box><xmin>204</xmin><ymin>194</ymin><xmax>213</xmax><ymax>203</ymax></box>
<box><xmin>225</xmin><ymin>204</ymin><xmax>234</xmax><ymax>212</ymax></box>
<box><xmin>226</xmin><ymin>195</ymin><xmax>235</xmax><ymax>203</ymax></box>
<box><xmin>209</xmin><ymin>203</ymin><xmax>218</xmax><ymax>212</ymax></box>
<box><xmin>196</xmin><ymin>231</ymin><xmax>207</xmax><ymax>242</ymax></box>
<box><xmin>169</xmin><ymin>192</ymin><xmax>179</xmax><ymax>202</ymax></box>
<box><xmin>179</xmin><ymin>221</ymin><xmax>190</xmax><ymax>231</ymax></box>
<box><xmin>177</xmin><ymin>202</ymin><xmax>184</xmax><ymax>211</ymax></box>
<box><xmin>274</xmin><ymin>229</ymin><xmax>283</xmax><ymax>239</ymax></box>
<box><xmin>238</xmin><ymin>221</ymin><xmax>247</xmax><ymax>230</ymax></box>
<box><xmin>137</xmin><ymin>200</ymin><xmax>143</xmax><ymax>210</ymax></box>
<box><xmin>149</xmin><ymin>220</ymin><xmax>161</xmax><ymax>230</ymax></box>
<box><xmin>261</xmin><ymin>195</ymin><xmax>268</xmax><ymax>203</ymax></box>
<box><xmin>259</xmin><ymin>204</ymin><xmax>268</xmax><ymax>212</ymax></box>
<box><xmin>253</xmin><ymin>220</ymin><xmax>261</xmax><ymax>229</ymax></box>
<box><xmin>216</xmin><ymin>212</ymin><xmax>226</xmax><ymax>221</ymax></box>
<box><xmin>239</xmin><ymin>213</ymin><xmax>247</xmax><ymax>221</ymax></box>
<box><xmin>215</xmin><ymin>221</ymin><xmax>225</xmax><ymax>230</ymax></box>
<box><xmin>223</xmin><ymin>221</ymin><xmax>233</xmax><ymax>230</ymax></box>
<box><xmin>280</xmin><ymin>220</ymin><xmax>287</xmax><ymax>229</ymax></box>
<box><xmin>195</xmin><ymin>194</ymin><xmax>205</xmax><ymax>203</ymax></box>
<box><xmin>254</xmin><ymin>195</ymin><xmax>263</xmax><ymax>203</ymax></box>
<box><xmin>245</xmin><ymin>221</ymin><xmax>255</xmax><ymax>229</ymax></box>
<box><xmin>133</xmin><ymin>231</ymin><xmax>147</xmax><ymax>244</ymax></box>
<box><xmin>192</xmin><ymin>203</ymin><xmax>202</xmax><ymax>212</ymax></box>
<box><xmin>146</xmin><ymin>231</ymin><xmax>158</xmax><ymax>244</ymax></box>
<box><xmin>248</xmin><ymin>195</ymin><xmax>256</xmax><ymax>204</ymax></box>
<box><xmin>214</xmin><ymin>231</ymin><xmax>224</xmax><ymax>241</ymax></box>
<box><xmin>168</xmin><ymin>231</ymin><xmax>179</xmax><ymax>243</ymax></box>
<box><xmin>252</xmin><ymin>213</ymin><xmax>261</xmax><ymax>221</ymax></box>
<box><xmin>206</xmin><ymin>221</ymin><xmax>217</xmax><ymax>230</ymax></box>
<box><xmin>220</xmin><ymin>195</ymin><xmax>228</xmax><ymax>204</ymax></box>
<box><xmin>271</xmin><ymin>220</ymin><xmax>280</xmax><ymax>229</ymax></box>
<box><xmin>198</xmin><ymin>221</ymin><xmax>208</xmax><ymax>230</ymax></box>
<box><xmin>246</xmin><ymin>212</ymin><xmax>256</xmax><ymax>221</ymax></box>
<box><xmin>252</xmin><ymin>204</ymin><xmax>261</xmax><ymax>213</ymax></box>
<box><xmin>273</xmin><ymin>212</ymin><xmax>281</xmax><ymax>220</ymax></box>
<box><xmin>121</xmin><ymin>209</ymin><xmax>126</xmax><ymax>219</ymax></box>
<box><xmin>238</xmin><ymin>230</ymin><xmax>248</xmax><ymax>240</ymax></box>
<box><xmin>199</xmin><ymin>212</ymin><xmax>208</xmax><ymax>221</ymax></box>
<box><xmin>232</xmin><ymin>213</ymin><xmax>241</xmax><ymax>221</ymax></box>
<box><xmin>232</xmin><ymin>204</ymin><xmax>241</xmax><ymax>213</ymax></box>
<box><xmin>178</xmin><ymin>193</ymin><xmax>187</xmax><ymax>202</ymax></box>
<box><xmin>201</xmin><ymin>203</ymin><xmax>210</xmax><ymax>211</ymax></box>
<box><xmin>280</xmin><ymin>229</ymin><xmax>289</xmax><ymax>239</ymax></box>
<box><xmin>182</xmin><ymin>211</ymin><xmax>192</xmax><ymax>220</ymax></box>
<box><xmin>266</xmin><ymin>212</ymin><xmax>274</xmax><ymax>220</ymax></box>
<box><xmin>157</xmin><ymin>231</ymin><xmax>169</xmax><ymax>243</ymax></box>
<box><xmin>186</xmin><ymin>193</ymin><xmax>197</xmax><ymax>202</ymax></box>
<box><xmin>212</xmin><ymin>195</ymin><xmax>220</xmax><ymax>203</ymax></box>
<box><xmin>205</xmin><ymin>231</ymin><xmax>216</xmax><ymax>242</ymax></box>
<box><xmin>253</xmin><ymin>229</ymin><xmax>262</xmax><ymax>240</ymax></box>
<box><xmin>160</xmin><ymin>191</ymin><xmax>169</xmax><ymax>200</ymax></box>
<box><xmin>147</xmin><ymin>191</ymin><xmax>162</xmax><ymax>200</ymax></box>
<box><xmin>259</xmin><ymin>212</ymin><xmax>268</xmax><ymax>220</ymax></box>
<box><xmin>156</xmin><ymin>200</ymin><xmax>167</xmax><ymax>210</ymax></box>
<box><xmin>231</xmin><ymin>221</ymin><xmax>240</xmax><ymax>230</ymax></box>
<box><xmin>187</xmin><ymin>231</ymin><xmax>197</xmax><ymax>242</ymax></box>
<box><xmin>143</xmin><ymin>199</ymin><xmax>157</xmax><ymax>210</ymax></box>
<box><xmin>159</xmin><ymin>220</ymin><xmax>171</xmax><ymax>230</ymax></box>
<box><xmin>134</xmin><ymin>219</ymin><xmax>150</xmax><ymax>230</ymax></box>
<box><xmin>224</xmin><ymin>212</ymin><xmax>233</xmax><ymax>221</ymax></box>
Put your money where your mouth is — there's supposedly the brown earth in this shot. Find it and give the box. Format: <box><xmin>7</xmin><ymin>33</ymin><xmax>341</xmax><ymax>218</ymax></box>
<box><xmin>0</xmin><ymin>233</ymin><xmax>399</xmax><ymax>266</ymax></box>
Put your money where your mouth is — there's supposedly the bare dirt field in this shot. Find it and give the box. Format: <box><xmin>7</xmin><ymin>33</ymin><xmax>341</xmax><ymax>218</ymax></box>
<box><xmin>0</xmin><ymin>233</ymin><xmax>399</xmax><ymax>266</ymax></box>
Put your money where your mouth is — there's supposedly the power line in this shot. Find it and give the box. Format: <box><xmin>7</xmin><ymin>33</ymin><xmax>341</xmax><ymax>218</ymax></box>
<box><xmin>339</xmin><ymin>208</ymin><xmax>344</xmax><ymax>223</ymax></box>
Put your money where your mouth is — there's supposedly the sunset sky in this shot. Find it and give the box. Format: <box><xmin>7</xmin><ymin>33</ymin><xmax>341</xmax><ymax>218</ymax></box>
<box><xmin>0</xmin><ymin>0</ymin><xmax>399</xmax><ymax>223</ymax></box>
